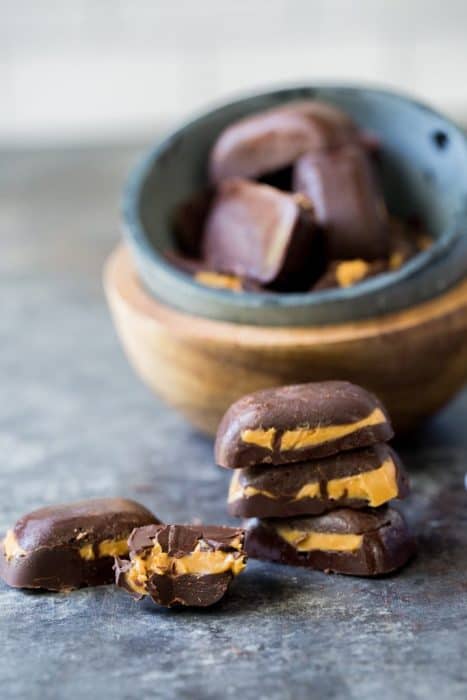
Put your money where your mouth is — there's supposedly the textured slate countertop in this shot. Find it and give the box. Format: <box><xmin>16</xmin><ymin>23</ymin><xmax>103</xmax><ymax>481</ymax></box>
<box><xmin>1</xmin><ymin>145</ymin><xmax>467</xmax><ymax>700</ymax></box>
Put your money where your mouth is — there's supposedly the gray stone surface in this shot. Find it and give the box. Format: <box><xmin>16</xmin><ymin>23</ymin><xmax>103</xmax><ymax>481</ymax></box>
<box><xmin>1</xmin><ymin>145</ymin><xmax>466</xmax><ymax>700</ymax></box>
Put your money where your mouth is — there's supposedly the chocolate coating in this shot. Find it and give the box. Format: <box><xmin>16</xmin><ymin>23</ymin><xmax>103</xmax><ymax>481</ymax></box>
<box><xmin>215</xmin><ymin>381</ymin><xmax>393</xmax><ymax>469</ymax></box>
<box><xmin>228</xmin><ymin>444</ymin><xmax>409</xmax><ymax>518</ymax></box>
<box><xmin>0</xmin><ymin>498</ymin><xmax>159</xmax><ymax>591</ymax></box>
<box><xmin>245</xmin><ymin>507</ymin><xmax>416</xmax><ymax>576</ymax></box>
<box><xmin>202</xmin><ymin>178</ymin><xmax>321</xmax><ymax>290</ymax></box>
<box><xmin>127</xmin><ymin>523</ymin><xmax>244</xmax><ymax>556</ymax></box>
<box><xmin>293</xmin><ymin>144</ymin><xmax>390</xmax><ymax>260</ymax></box>
<box><xmin>143</xmin><ymin>571</ymin><xmax>234</xmax><ymax>608</ymax></box>
<box><xmin>116</xmin><ymin>524</ymin><xmax>246</xmax><ymax>608</ymax></box>
<box><xmin>209</xmin><ymin>100</ymin><xmax>360</xmax><ymax>183</ymax></box>
<box><xmin>172</xmin><ymin>188</ymin><xmax>214</xmax><ymax>258</ymax></box>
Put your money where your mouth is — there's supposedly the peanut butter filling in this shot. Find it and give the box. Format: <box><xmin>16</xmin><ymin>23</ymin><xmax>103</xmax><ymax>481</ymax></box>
<box><xmin>243</xmin><ymin>485</ymin><xmax>276</xmax><ymax>499</ymax></box>
<box><xmin>195</xmin><ymin>271</ymin><xmax>243</xmax><ymax>291</ymax></box>
<box><xmin>276</xmin><ymin>525</ymin><xmax>363</xmax><ymax>553</ymax></box>
<box><xmin>228</xmin><ymin>458</ymin><xmax>397</xmax><ymax>507</ymax></box>
<box><xmin>79</xmin><ymin>537</ymin><xmax>129</xmax><ymax>561</ymax></box>
<box><xmin>3</xmin><ymin>530</ymin><xmax>27</xmax><ymax>561</ymax></box>
<box><xmin>98</xmin><ymin>538</ymin><xmax>130</xmax><ymax>558</ymax></box>
<box><xmin>3</xmin><ymin>531</ymin><xmax>131</xmax><ymax>563</ymax></box>
<box><xmin>125</xmin><ymin>541</ymin><xmax>246</xmax><ymax>595</ymax></box>
<box><xmin>79</xmin><ymin>543</ymin><xmax>95</xmax><ymax>560</ymax></box>
<box><xmin>326</xmin><ymin>459</ymin><xmax>397</xmax><ymax>507</ymax></box>
<box><xmin>228</xmin><ymin>470</ymin><xmax>278</xmax><ymax>502</ymax></box>
<box><xmin>335</xmin><ymin>259</ymin><xmax>370</xmax><ymax>287</ymax></box>
<box><xmin>241</xmin><ymin>428</ymin><xmax>276</xmax><ymax>450</ymax></box>
<box><xmin>389</xmin><ymin>251</ymin><xmax>405</xmax><ymax>270</ymax></box>
<box><xmin>228</xmin><ymin>470</ymin><xmax>243</xmax><ymax>501</ymax></box>
<box><xmin>293</xmin><ymin>192</ymin><xmax>314</xmax><ymax>211</ymax></box>
<box><xmin>294</xmin><ymin>482</ymin><xmax>321</xmax><ymax>499</ymax></box>
<box><xmin>280</xmin><ymin>408</ymin><xmax>386</xmax><ymax>451</ymax></box>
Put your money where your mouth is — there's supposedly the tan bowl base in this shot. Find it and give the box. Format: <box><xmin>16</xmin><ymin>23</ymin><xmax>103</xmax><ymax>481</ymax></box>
<box><xmin>104</xmin><ymin>245</ymin><xmax>467</xmax><ymax>436</ymax></box>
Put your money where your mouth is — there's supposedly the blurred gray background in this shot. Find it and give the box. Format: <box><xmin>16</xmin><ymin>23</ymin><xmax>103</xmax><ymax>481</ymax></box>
<box><xmin>2</xmin><ymin>0</ymin><xmax>467</xmax><ymax>147</ymax></box>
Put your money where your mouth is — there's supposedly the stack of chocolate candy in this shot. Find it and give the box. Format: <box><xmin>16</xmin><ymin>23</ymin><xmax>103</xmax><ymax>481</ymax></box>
<box><xmin>216</xmin><ymin>381</ymin><xmax>416</xmax><ymax>576</ymax></box>
<box><xmin>171</xmin><ymin>100</ymin><xmax>431</xmax><ymax>293</ymax></box>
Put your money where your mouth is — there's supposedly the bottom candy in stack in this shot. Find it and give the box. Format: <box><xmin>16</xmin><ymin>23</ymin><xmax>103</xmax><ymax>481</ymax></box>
<box><xmin>215</xmin><ymin>380</ymin><xmax>416</xmax><ymax>577</ymax></box>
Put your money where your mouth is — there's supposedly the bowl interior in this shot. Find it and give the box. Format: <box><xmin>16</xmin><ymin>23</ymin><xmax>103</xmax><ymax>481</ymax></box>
<box><xmin>124</xmin><ymin>85</ymin><xmax>467</xmax><ymax>326</ymax></box>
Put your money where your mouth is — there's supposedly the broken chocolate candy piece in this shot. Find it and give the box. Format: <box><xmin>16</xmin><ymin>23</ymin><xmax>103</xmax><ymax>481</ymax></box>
<box><xmin>202</xmin><ymin>178</ymin><xmax>322</xmax><ymax>290</ymax></box>
<box><xmin>245</xmin><ymin>506</ymin><xmax>415</xmax><ymax>576</ymax></box>
<box><xmin>228</xmin><ymin>444</ymin><xmax>409</xmax><ymax>518</ymax></box>
<box><xmin>215</xmin><ymin>381</ymin><xmax>393</xmax><ymax>469</ymax></box>
<box><xmin>209</xmin><ymin>100</ymin><xmax>360</xmax><ymax>183</ymax></box>
<box><xmin>293</xmin><ymin>144</ymin><xmax>390</xmax><ymax>260</ymax></box>
<box><xmin>0</xmin><ymin>498</ymin><xmax>159</xmax><ymax>591</ymax></box>
<box><xmin>313</xmin><ymin>258</ymin><xmax>388</xmax><ymax>291</ymax></box>
<box><xmin>116</xmin><ymin>524</ymin><xmax>247</xmax><ymax>607</ymax></box>
<box><xmin>172</xmin><ymin>188</ymin><xmax>214</xmax><ymax>258</ymax></box>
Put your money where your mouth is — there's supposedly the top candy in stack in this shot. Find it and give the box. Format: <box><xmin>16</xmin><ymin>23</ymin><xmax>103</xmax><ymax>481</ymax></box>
<box><xmin>171</xmin><ymin>100</ymin><xmax>431</xmax><ymax>293</ymax></box>
<box><xmin>216</xmin><ymin>381</ymin><xmax>393</xmax><ymax>469</ymax></box>
<box><xmin>215</xmin><ymin>381</ymin><xmax>415</xmax><ymax>576</ymax></box>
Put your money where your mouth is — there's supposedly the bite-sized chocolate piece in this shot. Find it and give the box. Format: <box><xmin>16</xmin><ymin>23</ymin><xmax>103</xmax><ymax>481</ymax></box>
<box><xmin>245</xmin><ymin>506</ymin><xmax>415</xmax><ymax>576</ymax></box>
<box><xmin>215</xmin><ymin>381</ymin><xmax>393</xmax><ymax>469</ymax></box>
<box><xmin>209</xmin><ymin>100</ymin><xmax>361</xmax><ymax>183</ymax></box>
<box><xmin>313</xmin><ymin>258</ymin><xmax>388</xmax><ymax>291</ymax></box>
<box><xmin>202</xmin><ymin>179</ymin><xmax>322</xmax><ymax>290</ymax></box>
<box><xmin>0</xmin><ymin>498</ymin><xmax>159</xmax><ymax>591</ymax></box>
<box><xmin>228</xmin><ymin>444</ymin><xmax>408</xmax><ymax>518</ymax></box>
<box><xmin>163</xmin><ymin>250</ymin><xmax>264</xmax><ymax>293</ymax></box>
<box><xmin>116</xmin><ymin>524</ymin><xmax>246</xmax><ymax>607</ymax></box>
<box><xmin>172</xmin><ymin>188</ymin><xmax>214</xmax><ymax>257</ymax></box>
<box><xmin>293</xmin><ymin>144</ymin><xmax>390</xmax><ymax>260</ymax></box>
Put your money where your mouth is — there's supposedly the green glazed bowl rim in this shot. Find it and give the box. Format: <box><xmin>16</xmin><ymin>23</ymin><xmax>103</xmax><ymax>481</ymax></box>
<box><xmin>122</xmin><ymin>83</ymin><xmax>467</xmax><ymax>325</ymax></box>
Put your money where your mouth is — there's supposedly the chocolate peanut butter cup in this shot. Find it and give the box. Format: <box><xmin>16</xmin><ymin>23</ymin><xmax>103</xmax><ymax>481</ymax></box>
<box><xmin>228</xmin><ymin>444</ymin><xmax>408</xmax><ymax>518</ymax></box>
<box><xmin>215</xmin><ymin>381</ymin><xmax>393</xmax><ymax>469</ymax></box>
<box><xmin>293</xmin><ymin>144</ymin><xmax>390</xmax><ymax>261</ymax></box>
<box><xmin>0</xmin><ymin>498</ymin><xmax>159</xmax><ymax>591</ymax></box>
<box><xmin>202</xmin><ymin>178</ymin><xmax>321</xmax><ymax>291</ymax></box>
<box><xmin>209</xmin><ymin>100</ymin><xmax>360</xmax><ymax>183</ymax></box>
<box><xmin>245</xmin><ymin>507</ymin><xmax>415</xmax><ymax>576</ymax></box>
<box><xmin>116</xmin><ymin>524</ymin><xmax>247</xmax><ymax>608</ymax></box>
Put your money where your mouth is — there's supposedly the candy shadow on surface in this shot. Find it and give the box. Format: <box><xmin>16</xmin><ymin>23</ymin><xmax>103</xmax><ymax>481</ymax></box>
<box><xmin>136</xmin><ymin>561</ymin><xmax>304</xmax><ymax>617</ymax></box>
